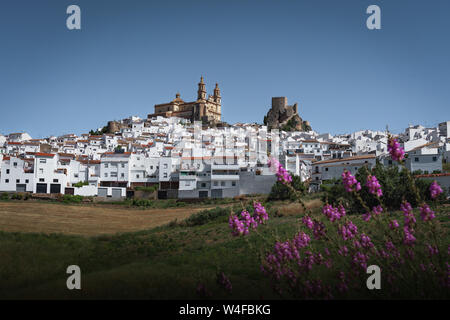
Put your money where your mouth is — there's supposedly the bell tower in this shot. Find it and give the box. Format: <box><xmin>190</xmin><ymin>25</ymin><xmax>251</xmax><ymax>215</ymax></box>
<box><xmin>197</xmin><ymin>76</ymin><xmax>206</xmax><ymax>100</ymax></box>
<box><xmin>213</xmin><ymin>83</ymin><xmax>221</xmax><ymax>104</ymax></box>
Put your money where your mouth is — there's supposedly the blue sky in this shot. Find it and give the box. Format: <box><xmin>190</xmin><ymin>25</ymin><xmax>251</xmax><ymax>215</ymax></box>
<box><xmin>0</xmin><ymin>0</ymin><xmax>449</xmax><ymax>138</ymax></box>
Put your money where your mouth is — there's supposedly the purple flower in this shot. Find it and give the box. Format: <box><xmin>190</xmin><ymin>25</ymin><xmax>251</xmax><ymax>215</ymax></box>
<box><xmin>342</xmin><ymin>170</ymin><xmax>361</xmax><ymax>193</ymax></box>
<box><xmin>217</xmin><ymin>271</ymin><xmax>232</xmax><ymax>293</ymax></box>
<box><xmin>268</xmin><ymin>158</ymin><xmax>292</xmax><ymax>184</ymax></box>
<box><xmin>337</xmin><ymin>204</ymin><xmax>346</xmax><ymax>217</ymax></box>
<box><xmin>403</xmin><ymin>226</ymin><xmax>416</xmax><ymax>246</ymax></box>
<box><xmin>352</xmin><ymin>251</ymin><xmax>369</xmax><ymax>270</ymax></box>
<box><xmin>388</xmin><ymin>137</ymin><xmax>405</xmax><ymax>162</ymax></box>
<box><xmin>372</xmin><ymin>205</ymin><xmax>383</xmax><ymax>216</ymax></box>
<box><xmin>338</xmin><ymin>246</ymin><xmax>349</xmax><ymax>256</ymax></box>
<box><xmin>302</xmin><ymin>215</ymin><xmax>314</xmax><ymax>229</ymax></box>
<box><xmin>229</xmin><ymin>204</ymin><xmax>270</xmax><ymax>237</ymax></box>
<box><xmin>362</xmin><ymin>212</ymin><xmax>371</xmax><ymax>221</ymax></box>
<box><xmin>322</xmin><ymin>204</ymin><xmax>342</xmax><ymax>222</ymax></box>
<box><xmin>366</xmin><ymin>175</ymin><xmax>383</xmax><ymax>197</ymax></box>
<box><xmin>360</xmin><ymin>233</ymin><xmax>374</xmax><ymax>249</ymax></box>
<box><xmin>339</xmin><ymin>220</ymin><xmax>358</xmax><ymax>240</ymax></box>
<box><xmin>293</xmin><ymin>232</ymin><xmax>311</xmax><ymax>248</ymax></box>
<box><xmin>419</xmin><ymin>203</ymin><xmax>435</xmax><ymax>221</ymax></box>
<box><xmin>401</xmin><ymin>201</ymin><xmax>416</xmax><ymax>227</ymax></box>
<box><xmin>430</xmin><ymin>181</ymin><xmax>443</xmax><ymax>199</ymax></box>
<box><xmin>426</xmin><ymin>244</ymin><xmax>439</xmax><ymax>257</ymax></box>
<box><xmin>253</xmin><ymin>202</ymin><xmax>269</xmax><ymax>224</ymax></box>
<box><xmin>389</xmin><ymin>219</ymin><xmax>400</xmax><ymax>229</ymax></box>
<box><xmin>313</xmin><ymin>220</ymin><xmax>327</xmax><ymax>240</ymax></box>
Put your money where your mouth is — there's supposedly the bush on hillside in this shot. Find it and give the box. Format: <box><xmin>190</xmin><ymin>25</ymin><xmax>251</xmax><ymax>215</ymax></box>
<box><xmin>269</xmin><ymin>175</ymin><xmax>306</xmax><ymax>201</ymax></box>
<box><xmin>321</xmin><ymin>161</ymin><xmax>446</xmax><ymax>213</ymax></box>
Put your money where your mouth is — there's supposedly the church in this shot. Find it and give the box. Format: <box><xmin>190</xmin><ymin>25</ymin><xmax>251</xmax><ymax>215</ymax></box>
<box><xmin>147</xmin><ymin>77</ymin><xmax>221</xmax><ymax>123</ymax></box>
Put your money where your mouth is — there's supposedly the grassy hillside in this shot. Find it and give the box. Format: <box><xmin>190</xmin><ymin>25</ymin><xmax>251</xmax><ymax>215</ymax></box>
<box><xmin>0</xmin><ymin>202</ymin><xmax>448</xmax><ymax>299</ymax></box>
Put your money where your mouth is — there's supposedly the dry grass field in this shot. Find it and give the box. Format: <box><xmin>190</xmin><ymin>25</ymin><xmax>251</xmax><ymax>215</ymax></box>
<box><xmin>0</xmin><ymin>201</ymin><xmax>221</xmax><ymax>236</ymax></box>
<box><xmin>276</xmin><ymin>198</ymin><xmax>323</xmax><ymax>216</ymax></box>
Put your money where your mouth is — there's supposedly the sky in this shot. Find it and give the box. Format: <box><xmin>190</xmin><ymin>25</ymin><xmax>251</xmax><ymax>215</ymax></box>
<box><xmin>0</xmin><ymin>0</ymin><xmax>449</xmax><ymax>138</ymax></box>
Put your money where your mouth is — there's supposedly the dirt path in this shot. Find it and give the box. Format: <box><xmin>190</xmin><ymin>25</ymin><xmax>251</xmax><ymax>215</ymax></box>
<box><xmin>0</xmin><ymin>201</ymin><xmax>223</xmax><ymax>236</ymax></box>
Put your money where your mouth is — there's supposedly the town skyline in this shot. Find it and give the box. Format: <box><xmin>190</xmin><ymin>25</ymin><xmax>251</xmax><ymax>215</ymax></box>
<box><xmin>1</xmin><ymin>0</ymin><xmax>449</xmax><ymax>138</ymax></box>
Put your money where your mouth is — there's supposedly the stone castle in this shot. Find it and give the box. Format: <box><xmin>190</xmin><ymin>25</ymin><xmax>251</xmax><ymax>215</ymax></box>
<box><xmin>147</xmin><ymin>76</ymin><xmax>221</xmax><ymax>123</ymax></box>
<box><xmin>264</xmin><ymin>97</ymin><xmax>311</xmax><ymax>131</ymax></box>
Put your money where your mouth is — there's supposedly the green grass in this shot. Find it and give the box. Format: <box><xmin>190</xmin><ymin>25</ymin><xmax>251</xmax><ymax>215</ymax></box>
<box><xmin>0</xmin><ymin>204</ymin><xmax>448</xmax><ymax>299</ymax></box>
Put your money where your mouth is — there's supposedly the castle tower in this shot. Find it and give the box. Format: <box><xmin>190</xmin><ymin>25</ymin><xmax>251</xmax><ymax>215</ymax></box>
<box><xmin>213</xmin><ymin>83</ymin><xmax>221</xmax><ymax>104</ymax></box>
<box><xmin>197</xmin><ymin>76</ymin><xmax>206</xmax><ymax>100</ymax></box>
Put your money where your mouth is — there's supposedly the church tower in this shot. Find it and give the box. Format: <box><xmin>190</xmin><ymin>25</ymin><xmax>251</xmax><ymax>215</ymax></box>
<box><xmin>213</xmin><ymin>83</ymin><xmax>221</xmax><ymax>104</ymax></box>
<box><xmin>197</xmin><ymin>76</ymin><xmax>206</xmax><ymax>100</ymax></box>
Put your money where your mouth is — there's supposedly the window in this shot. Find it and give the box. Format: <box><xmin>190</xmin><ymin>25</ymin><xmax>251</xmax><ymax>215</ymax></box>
<box><xmin>104</xmin><ymin>173</ymin><xmax>108</xmax><ymax>177</ymax></box>
<box><xmin>121</xmin><ymin>163</ymin><xmax>125</xmax><ymax>168</ymax></box>
<box><xmin>325</xmin><ymin>168</ymin><xmax>329</xmax><ymax>171</ymax></box>
<box><xmin>232</xmin><ymin>181</ymin><xmax>236</xmax><ymax>187</ymax></box>
<box><xmin>74</xmin><ymin>173</ymin><xmax>79</xmax><ymax>178</ymax></box>
<box><xmin>163</xmin><ymin>173</ymin><xmax>168</xmax><ymax>178</ymax></box>
<box><xmin>6</xmin><ymin>169</ymin><xmax>9</xmax><ymax>174</ymax></box>
<box><xmin>201</xmin><ymin>183</ymin><xmax>206</xmax><ymax>188</ymax></box>
<box><xmin>5</xmin><ymin>179</ymin><xmax>9</xmax><ymax>183</ymax></box>
<box><xmin>121</xmin><ymin>173</ymin><xmax>125</xmax><ymax>178</ymax></box>
<box><xmin>13</xmin><ymin>162</ymin><xmax>17</xmax><ymax>167</ymax></box>
<box><xmin>388</xmin><ymin>160</ymin><xmax>393</xmax><ymax>165</ymax></box>
<box><xmin>40</xmin><ymin>159</ymin><xmax>46</xmax><ymax>164</ymax></box>
<box><xmin>111</xmin><ymin>172</ymin><xmax>117</xmax><ymax>177</ymax></box>
<box><xmin>150</xmin><ymin>166</ymin><xmax>153</xmax><ymax>170</ymax></box>
<box><xmin>136</xmin><ymin>174</ymin><xmax>140</xmax><ymax>179</ymax></box>
<box><xmin>39</xmin><ymin>178</ymin><xmax>44</xmax><ymax>182</ymax></box>
<box><xmin>221</xmin><ymin>181</ymin><xmax>225</xmax><ymax>186</ymax></box>
<box><xmin>25</xmin><ymin>179</ymin><xmax>29</xmax><ymax>183</ymax></box>
<box><xmin>164</xmin><ymin>163</ymin><xmax>168</xmax><ymax>169</ymax></box>
<box><xmin>214</xmin><ymin>181</ymin><xmax>218</xmax><ymax>186</ymax></box>
<box><xmin>39</xmin><ymin>168</ymin><xmax>44</xmax><ymax>174</ymax></box>
<box><xmin>414</xmin><ymin>157</ymin><xmax>419</xmax><ymax>162</ymax></box>
<box><xmin>16</xmin><ymin>179</ymin><xmax>20</xmax><ymax>183</ymax></box>
<box><xmin>432</xmin><ymin>157</ymin><xmax>437</xmax><ymax>162</ymax></box>
<box><xmin>53</xmin><ymin>179</ymin><xmax>58</xmax><ymax>183</ymax></box>
<box><xmin>104</xmin><ymin>164</ymin><xmax>109</xmax><ymax>168</ymax></box>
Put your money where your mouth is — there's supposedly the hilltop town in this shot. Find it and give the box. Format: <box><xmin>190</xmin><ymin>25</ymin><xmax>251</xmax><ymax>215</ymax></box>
<box><xmin>0</xmin><ymin>78</ymin><xmax>449</xmax><ymax>199</ymax></box>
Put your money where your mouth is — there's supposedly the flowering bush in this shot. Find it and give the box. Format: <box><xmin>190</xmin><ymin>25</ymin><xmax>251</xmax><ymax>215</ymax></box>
<box><xmin>268</xmin><ymin>158</ymin><xmax>292</xmax><ymax>184</ymax></box>
<box><xmin>228</xmin><ymin>201</ymin><xmax>269</xmax><ymax>236</ymax></box>
<box><xmin>387</xmin><ymin>136</ymin><xmax>405</xmax><ymax>161</ymax></box>
<box><xmin>322</xmin><ymin>162</ymin><xmax>445</xmax><ymax>213</ymax></box>
<box><xmin>230</xmin><ymin>151</ymin><xmax>448</xmax><ymax>299</ymax></box>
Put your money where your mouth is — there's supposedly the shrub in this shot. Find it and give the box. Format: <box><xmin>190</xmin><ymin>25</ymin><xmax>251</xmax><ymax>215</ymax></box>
<box><xmin>11</xmin><ymin>193</ymin><xmax>23</xmax><ymax>200</ymax></box>
<box><xmin>73</xmin><ymin>181</ymin><xmax>89</xmax><ymax>188</ymax></box>
<box><xmin>269</xmin><ymin>174</ymin><xmax>306</xmax><ymax>201</ymax></box>
<box><xmin>0</xmin><ymin>193</ymin><xmax>10</xmax><ymax>200</ymax></box>
<box><xmin>182</xmin><ymin>207</ymin><xmax>230</xmax><ymax>227</ymax></box>
<box><xmin>62</xmin><ymin>194</ymin><xmax>83</xmax><ymax>203</ymax></box>
<box><xmin>232</xmin><ymin>147</ymin><xmax>448</xmax><ymax>299</ymax></box>
<box><xmin>322</xmin><ymin>162</ymin><xmax>446</xmax><ymax>213</ymax></box>
<box><xmin>131</xmin><ymin>199</ymin><xmax>154</xmax><ymax>207</ymax></box>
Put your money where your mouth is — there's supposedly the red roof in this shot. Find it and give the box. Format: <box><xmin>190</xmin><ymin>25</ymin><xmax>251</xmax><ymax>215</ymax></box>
<box><xmin>35</xmin><ymin>152</ymin><xmax>55</xmax><ymax>158</ymax></box>
<box><xmin>415</xmin><ymin>173</ymin><xmax>450</xmax><ymax>178</ymax></box>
